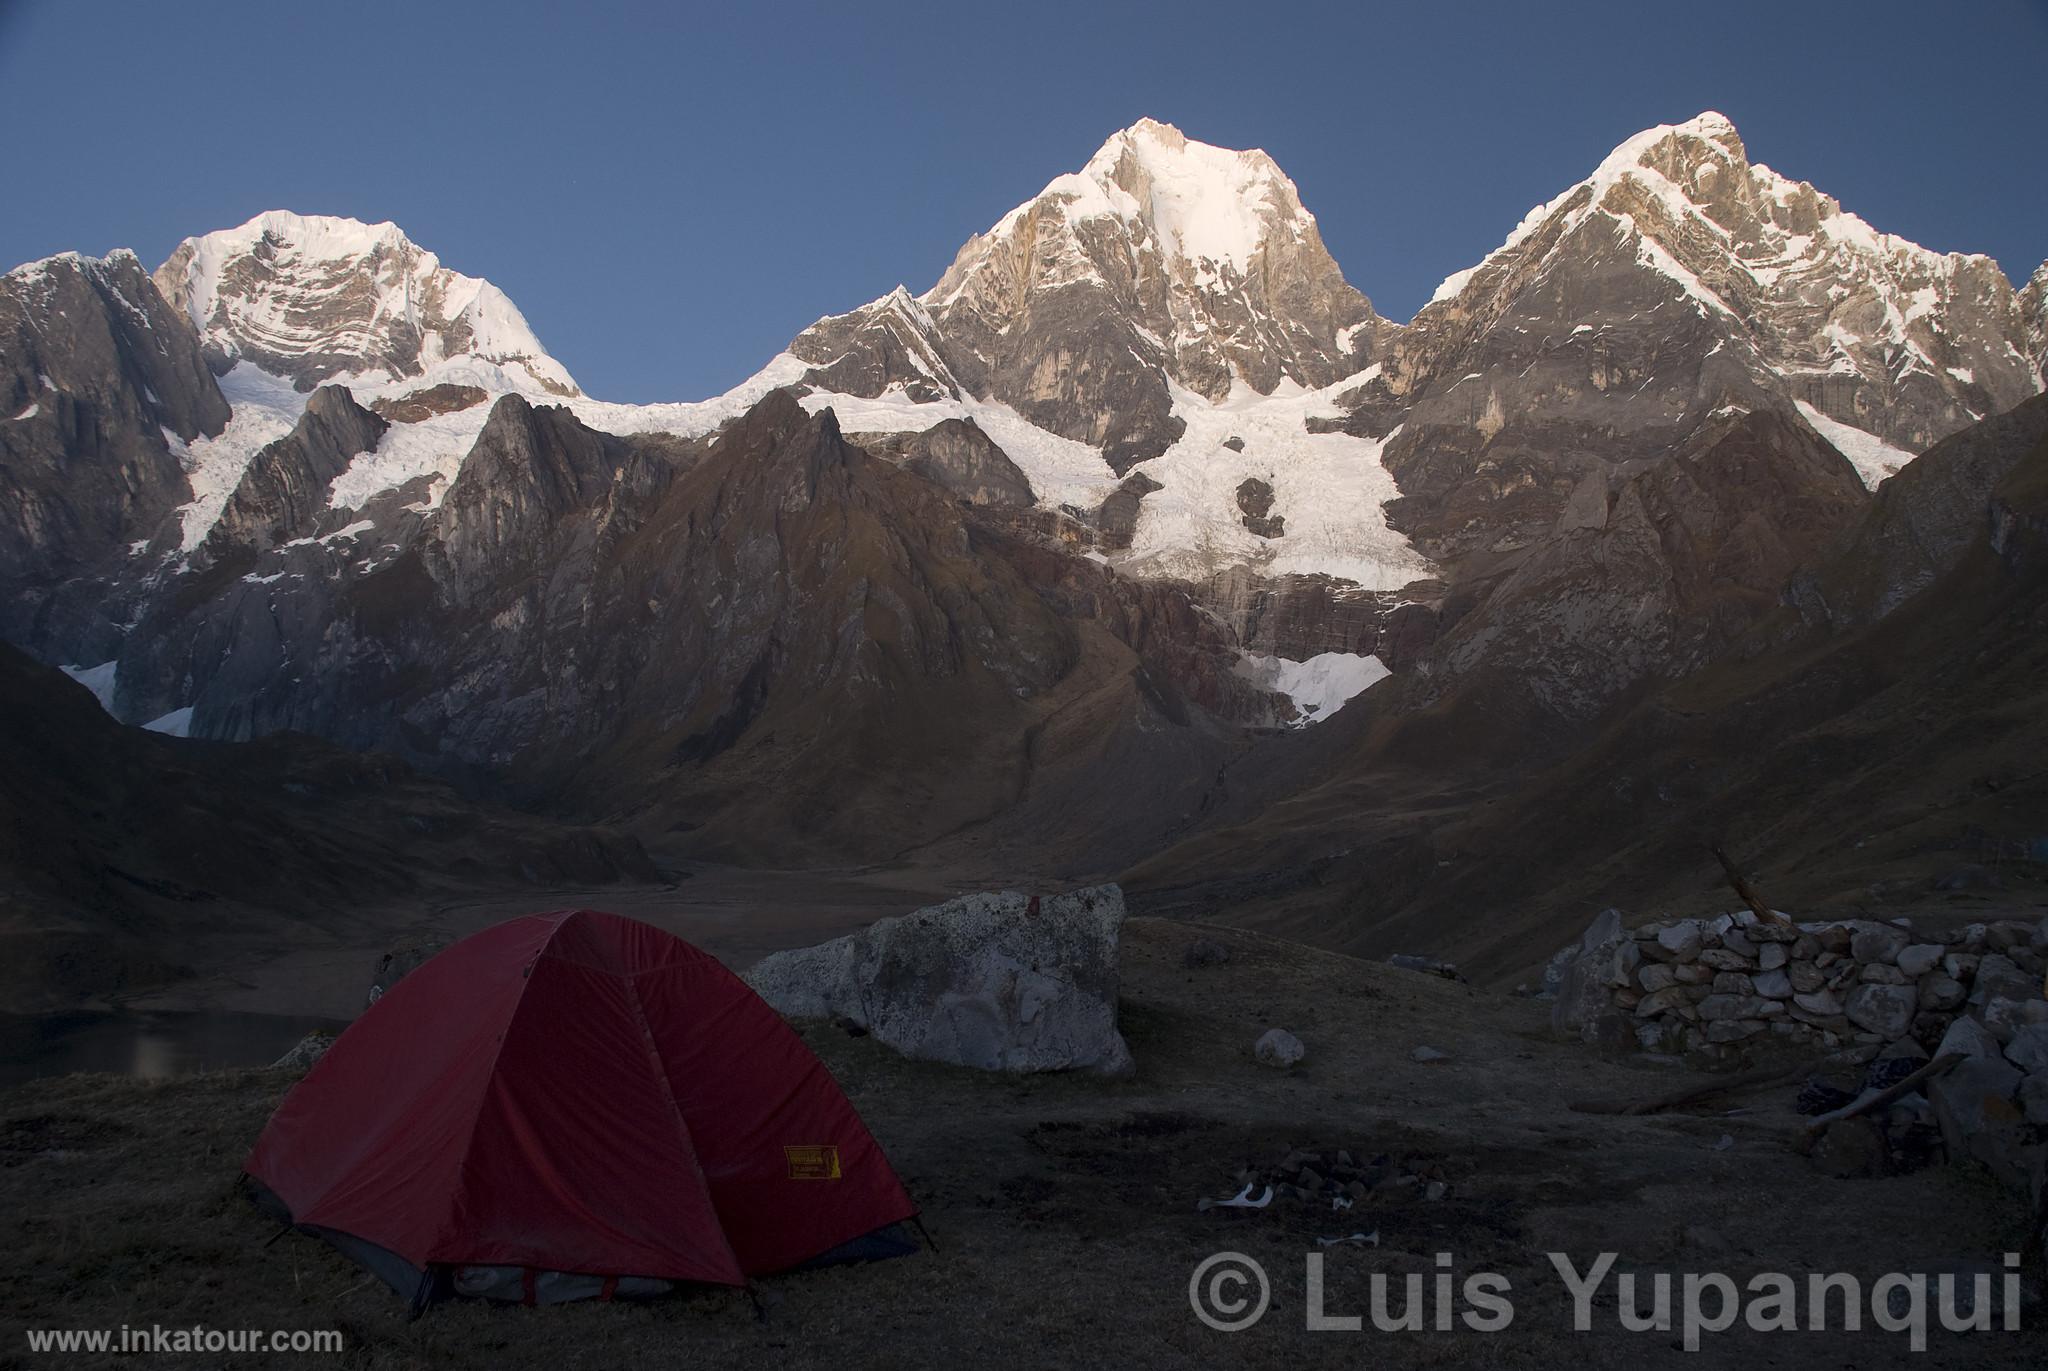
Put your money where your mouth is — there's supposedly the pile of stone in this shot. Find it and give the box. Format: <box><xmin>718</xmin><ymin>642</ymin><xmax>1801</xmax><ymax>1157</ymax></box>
<box><xmin>1553</xmin><ymin>909</ymin><xmax>2048</xmax><ymax>1059</ymax></box>
<box><xmin>1198</xmin><ymin>1147</ymin><xmax>1450</xmax><ymax>1213</ymax></box>
<box><xmin>1554</xmin><ymin>907</ymin><xmax>2048</xmax><ymax>1245</ymax></box>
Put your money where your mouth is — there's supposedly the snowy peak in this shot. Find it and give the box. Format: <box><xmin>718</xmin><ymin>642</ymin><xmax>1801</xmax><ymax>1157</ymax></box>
<box><xmin>1073</xmin><ymin>117</ymin><xmax>1308</xmax><ymax>275</ymax></box>
<box><xmin>786</xmin><ymin>119</ymin><xmax>1385</xmax><ymax>475</ymax></box>
<box><xmin>919</xmin><ymin>118</ymin><xmax>1381</xmax><ymax>406</ymax></box>
<box><xmin>1415</xmin><ymin>111</ymin><xmax>2042</xmax><ymax>454</ymax></box>
<box><xmin>153</xmin><ymin>211</ymin><xmax>578</xmax><ymax>399</ymax></box>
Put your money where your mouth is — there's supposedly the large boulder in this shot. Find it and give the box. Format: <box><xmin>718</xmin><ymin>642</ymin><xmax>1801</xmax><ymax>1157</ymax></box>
<box><xmin>745</xmin><ymin>885</ymin><xmax>1134</xmax><ymax>1074</ymax></box>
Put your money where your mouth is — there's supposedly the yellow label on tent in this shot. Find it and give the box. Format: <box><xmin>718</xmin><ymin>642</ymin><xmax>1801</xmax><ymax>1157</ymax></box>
<box><xmin>784</xmin><ymin>1144</ymin><xmax>842</xmax><ymax>1180</ymax></box>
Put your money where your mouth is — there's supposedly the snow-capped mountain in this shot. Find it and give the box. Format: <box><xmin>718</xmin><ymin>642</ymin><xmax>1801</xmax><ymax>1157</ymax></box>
<box><xmin>773</xmin><ymin>119</ymin><xmax>1425</xmax><ymax>589</ymax></box>
<box><xmin>1387</xmin><ymin>112</ymin><xmax>2038</xmax><ymax>468</ymax></box>
<box><xmin>793</xmin><ymin>119</ymin><xmax>1386</xmax><ymax>465</ymax></box>
<box><xmin>5</xmin><ymin>110</ymin><xmax>2047</xmax><ymax>783</ymax></box>
<box><xmin>153</xmin><ymin>211</ymin><xmax>580</xmax><ymax>398</ymax></box>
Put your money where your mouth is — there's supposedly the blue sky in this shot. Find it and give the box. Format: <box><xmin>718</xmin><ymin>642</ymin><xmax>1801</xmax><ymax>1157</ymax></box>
<box><xmin>3</xmin><ymin>0</ymin><xmax>2043</xmax><ymax>403</ymax></box>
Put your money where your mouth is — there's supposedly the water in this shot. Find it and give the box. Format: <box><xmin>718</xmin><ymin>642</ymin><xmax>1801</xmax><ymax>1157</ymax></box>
<box><xmin>0</xmin><ymin>1010</ymin><xmax>352</xmax><ymax>1089</ymax></box>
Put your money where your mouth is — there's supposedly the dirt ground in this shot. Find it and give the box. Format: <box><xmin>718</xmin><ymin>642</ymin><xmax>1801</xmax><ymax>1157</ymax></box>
<box><xmin>116</xmin><ymin>862</ymin><xmax>969</xmax><ymax>1020</ymax></box>
<box><xmin>2</xmin><ymin>918</ymin><xmax>2039</xmax><ymax>1369</ymax></box>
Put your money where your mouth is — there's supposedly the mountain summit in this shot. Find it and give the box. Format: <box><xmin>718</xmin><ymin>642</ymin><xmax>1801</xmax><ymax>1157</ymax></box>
<box><xmin>1402</xmin><ymin>112</ymin><xmax>2039</xmax><ymax>462</ymax></box>
<box><xmin>153</xmin><ymin>211</ymin><xmax>578</xmax><ymax>398</ymax></box>
<box><xmin>789</xmin><ymin>118</ymin><xmax>1386</xmax><ymax>474</ymax></box>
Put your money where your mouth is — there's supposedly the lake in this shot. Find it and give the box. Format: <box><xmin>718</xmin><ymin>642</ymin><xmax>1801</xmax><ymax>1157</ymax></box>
<box><xmin>0</xmin><ymin>1010</ymin><xmax>353</xmax><ymax>1089</ymax></box>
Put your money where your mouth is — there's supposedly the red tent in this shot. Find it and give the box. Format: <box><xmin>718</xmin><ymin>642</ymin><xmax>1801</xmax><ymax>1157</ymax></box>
<box><xmin>246</xmin><ymin>909</ymin><xmax>917</xmax><ymax>1305</ymax></box>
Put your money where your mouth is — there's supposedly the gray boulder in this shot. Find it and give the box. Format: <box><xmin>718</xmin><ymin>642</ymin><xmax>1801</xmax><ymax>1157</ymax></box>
<box><xmin>745</xmin><ymin>885</ymin><xmax>1133</xmax><ymax>1075</ymax></box>
<box><xmin>1552</xmin><ymin>932</ymin><xmax>1634</xmax><ymax>1041</ymax></box>
<box><xmin>1928</xmin><ymin>1056</ymin><xmax>2028</xmax><ymax>1184</ymax></box>
<box><xmin>1255</xmin><ymin>1028</ymin><xmax>1306</xmax><ymax>1068</ymax></box>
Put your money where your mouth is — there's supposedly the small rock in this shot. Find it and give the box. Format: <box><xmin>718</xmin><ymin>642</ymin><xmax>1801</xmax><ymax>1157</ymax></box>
<box><xmin>1698</xmin><ymin>993</ymin><xmax>1769</xmax><ymax>1022</ymax></box>
<box><xmin>1656</xmin><ymin>922</ymin><xmax>1704</xmax><ymax>963</ymax></box>
<box><xmin>1851</xmin><ymin>918</ymin><xmax>1908</xmax><ymax>963</ymax></box>
<box><xmin>1752</xmin><ymin>968</ymin><xmax>1793</xmax><ymax>999</ymax></box>
<box><xmin>1757</xmin><ymin>943</ymin><xmax>1789</xmax><ymax>972</ymax></box>
<box><xmin>1674</xmin><ymin>963</ymin><xmax>1714</xmax><ymax>985</ymax></box>
<box><xmin>1698</xmin><ymin>949</ymin><xmax>1753</xmax><ymax>972</ymax></box>
<box><xmin>1937</xmin><ymin>1016</ymin><xmax>2003</xmax><ymax>1062</ymax></box>
<box><xmin>1970</xmin><ymin>953</ymin><xmax>2033</xmax><ymax>1005</ymax></box>
<box><xmin>271</xmin><ymin>1032</ymin><xmax>335</xmax><ymax>1072</ymax></box>
<box><xmin>1635</xmin><ymin>986</ymin><xmax>1693</xmax><ymax>1018</ymax></box>
<box><xmin>1943</xmin><ymin>953</ymin><xmax>1981</xmax><ymax>982</ymax></box>
<box><xmin>1720</xmin><ymin>932</ymin><xmax>1758</xmax><ymax>959</ymax></box>
<box><xmin>1981</xmin><ymin>994</ymin><xmax>2045</xmax><ymax>1044</ymax></box>
<box><xmin>1788</xmin><ymin>960</ymin><xmax>1825</xmax><ymax>994</ymax></box>
<box><xmin>1985</xmin><ymin>920</ymin><xmax>2036</xmax><ymax>952</ymax></box>
<box><xmin>1793</xmin><ymin>989</ymin><xmax>1843</xmax><ymax>1016</ymax></box>
<box><xmin>1638</xmin><ymin>963</ymin><xmax>1678</xmax><ymax>993</ymax></box>
<box><xmin>1933</xmin><ymin>864</ymin><xmax>2005</xmax><ymax>892</ymax></box>
<box><xmin>1896</xmin><ymin>944</ymin><xmax>1944</xmax><ymax>978</ymax></box>
<box><xmin>1859</xmin><ymin>963</ymin><xmax>1908</xmax><ymax>985</ymax></box>
<box><xmin>1411</xmin><ymin>1046</ymin><xmax>1448</xmax><ymax>1063</ymax></box>
<box><xmin>1844</xmin><ymin>984</ymin><xmax>1917</xmax><ymax>1040</ymax></box>
<box><xmin>1389</xmin><ymin>953</ymin><xmax>1466</xmax><ymax>982</ymax></box>
<box><xmin>2003</xmin><ymin>1023</ymin><xmax>2048</xmax><ymax>1077</ymax></box>
<box><xmin>1918</xmin><ymin>973</ymin><xmax>1966</xmax><ymax>1012</ymax></box>
<box><xmin>1424</xmin><ymin>1180</ymin><xmax>1447</xmax><ymax>1201</ymax></box>
<box><xmin>1712</xmin><ymin>972</ymin><xmax>1755</xmax><ymax>995</ymax></box>
<box><xmin>1255</xmin><ymin>1028</ymin><xmax>1306</xmax><ymax>1068</ymax></box>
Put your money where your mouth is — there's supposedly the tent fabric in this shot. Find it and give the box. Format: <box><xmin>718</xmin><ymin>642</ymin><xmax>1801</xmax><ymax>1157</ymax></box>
<box><xmin>245</xmin><ymin>909</ymin><xmax>917</xmax><ymax>1291</ymax></box>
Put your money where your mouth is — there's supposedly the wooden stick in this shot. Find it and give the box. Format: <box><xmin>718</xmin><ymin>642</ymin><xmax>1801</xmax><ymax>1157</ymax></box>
<box><xmin>1711</xmin><ymin>844</ymin><xmax>1792</xmax><ymax>926</ymax></box>
<box><xmin>1568</xmin><ymin>1062</ymin><xmax>1809</xmax><ymax>1116</ymax></box>
<box><xmin>1798</xmin><ymin>1052</ymin><xmax>1964</xmax><ymax>1138</ymax></box>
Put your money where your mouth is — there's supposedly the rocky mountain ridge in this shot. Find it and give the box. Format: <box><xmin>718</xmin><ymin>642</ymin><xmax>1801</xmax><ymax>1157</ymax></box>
<box><xmin>1</xmin><ymin>113</ymin><xmax>2043</xmax><ymax>877</ymax></box>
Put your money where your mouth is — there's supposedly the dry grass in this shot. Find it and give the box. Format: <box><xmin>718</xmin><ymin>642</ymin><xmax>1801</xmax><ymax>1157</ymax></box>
<box><xmin>1</xmin><ymin>919</ymin><xmax>2038</xmax><ymax>1369</ymax></box>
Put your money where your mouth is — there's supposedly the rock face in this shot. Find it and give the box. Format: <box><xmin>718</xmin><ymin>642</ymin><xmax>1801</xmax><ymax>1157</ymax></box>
<box><xmin>1413</xmin><ymin>408</ymin><xmax>1870</xmax><ymax>719</ymax></box>
<box><xmin>4</xmin><ymin>115</ymin><xmax>2047</xmax><ymax>898</ymax></box>
<box><xmin>153</xmin><ymin>211</ymin><xmax>578</xmax><ymax>396</ymax></box>
<box><xmin>0</xmin><ymin>251</ymin><xmax>230</xmax><ymax>627</ymax></box>
<box><xmin>865</xmin><ymin>417</ymin><xmax>1034</xmax><ymax>507</ymax></box>
<box><xmin>792</xmin><ymin>119</ymin><xmax>1387</xmax><ymax>475</ymax></box>
<box><xmin>202</xmin><ymin>386</ymin><xmax>388</xmax><ymax>557</ymax></box>
<box><xmin>745</xmin><ymin>886</ymin><xmax>1134</xmax><ymax>1075</ymax></box>
<box><xmin>1789</xmin><ymin>394</ymin><xmax>2048</xmax><ymax>628</ymax></box>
